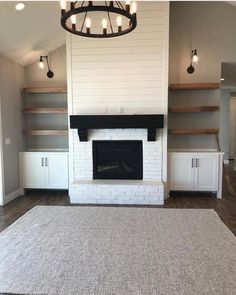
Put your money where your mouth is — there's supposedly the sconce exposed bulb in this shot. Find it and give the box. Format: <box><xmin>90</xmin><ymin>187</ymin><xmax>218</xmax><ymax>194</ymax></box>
<box><xmin>39</xmin><ymin>57</ymin><xmax>44</xmax><ymax>69</ymax></box>
<box><xmin>192</xmin><ymin>49</ymin><xmax>198</xmax><ymax>63</ymax></box>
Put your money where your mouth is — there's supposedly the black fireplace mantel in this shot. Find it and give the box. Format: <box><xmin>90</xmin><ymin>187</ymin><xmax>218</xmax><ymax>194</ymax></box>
<box><xmin>70</xmin><ymin>114</ymin><xmax>164</xmax><ymax>142</ymax></box>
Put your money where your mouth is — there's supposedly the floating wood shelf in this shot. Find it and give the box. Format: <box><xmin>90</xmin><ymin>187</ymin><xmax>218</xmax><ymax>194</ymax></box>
<box><xmin>169</xmin><ymin>83</ymin><xmax>220</xmax><ymax>90</ymax></box>
<box><xmin>23</xmin><ymin>87</ymin><xmax>67</xmax><ymax>94</ymax></box>
<box><xmin>25</xmin><ymin>130</ymin><xmax>68</xmax><ymax>136</ymax></box>
<box><xmin>169</xmin><ymin>129</ymin><xmax>219</xmax><ymax>135</ymax></box>
<box><xmin>169</xmin><ymin>106</ymin><xmax>219</xmax><ymax>113</ymax></box>
<box><xmin>23</xmin><ymin>108</ymin><xmax>68</xmax><ymax>114</ymax></box>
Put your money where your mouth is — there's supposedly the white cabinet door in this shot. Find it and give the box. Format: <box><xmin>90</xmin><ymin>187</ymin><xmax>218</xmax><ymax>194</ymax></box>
<box><xmin>46</xmin><ymin>154</ymin><xmax>68</xmax><ymax>189</ymax></box>
<box><xmin>20</xmin><ymin>154</ymin><xmax>45</xmax><ymax>188</ymax></box>
<box><xmin>169</xmin><ymin>154</ymin><xmax>194</xmax><ymax>190</ymax></box>
<box><xmin>194</xmin><ymin>154</ymin><xmax>218</xmax><ymax>191</ymax></box>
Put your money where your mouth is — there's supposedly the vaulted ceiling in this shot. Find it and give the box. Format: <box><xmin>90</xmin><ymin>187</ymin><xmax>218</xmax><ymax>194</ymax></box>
<box><xmin>1</xmin><ymin>1</ymin><xmax>236</xmax><ymax>67</ymax></box>
<box><xmin>0</xmin><ymin>1</ymin><xmax>66</xmax><ymax>66</ymax></box>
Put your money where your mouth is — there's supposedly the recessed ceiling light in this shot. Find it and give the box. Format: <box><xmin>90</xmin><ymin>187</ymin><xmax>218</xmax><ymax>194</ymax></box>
<box><xmin>15</xmin><ymin>2</ymin><xmax>25</xmax><ymax>11</ymax></box>
<box><xmin>220</xmin><ymin>78</ymin><xmax>225</xmax><ymax>81</ymax></box>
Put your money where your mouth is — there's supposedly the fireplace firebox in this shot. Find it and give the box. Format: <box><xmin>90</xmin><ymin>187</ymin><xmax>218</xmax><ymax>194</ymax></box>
<box><xmin>93</xmin><ymin>141</ymin><xmax>143</xmax><ymax>180</ymax></box>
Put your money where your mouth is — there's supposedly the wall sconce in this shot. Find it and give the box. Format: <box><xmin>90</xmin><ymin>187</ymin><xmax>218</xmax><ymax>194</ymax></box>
<box><xmin>38</xmin><ymin>56</ymin><xmax>54</xmax><ymax>79</ymax></box>
<box><xmin>187</xmin><ymin>49</ymin><xmax>199</xmax><ymax>74</ymax></box>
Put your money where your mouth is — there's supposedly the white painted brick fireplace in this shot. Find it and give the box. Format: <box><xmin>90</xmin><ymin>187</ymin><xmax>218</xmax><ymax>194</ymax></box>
<box><xmin>70</xmin><ymin>128</ymin><xmax>164</xmax><ymax>204</ymax></box>
<box><xmin>67</xmin><ymin>2</ymin><xmax>169</xmax><ymax>204</ymax></box>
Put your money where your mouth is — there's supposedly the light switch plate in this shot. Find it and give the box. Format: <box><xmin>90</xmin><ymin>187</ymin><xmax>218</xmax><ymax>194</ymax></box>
<box><xmin>5</xmin><ymin>138</ymin><xmax>11</xmax><ymax>145</ymax></box>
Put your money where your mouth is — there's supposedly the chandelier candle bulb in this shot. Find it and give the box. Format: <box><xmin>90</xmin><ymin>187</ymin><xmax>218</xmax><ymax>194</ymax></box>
<box><xmin>126</xmin><ymin>0</ymin><xmax>130</xmax><ymax>11</ymax></box>
<box><xmin>102</xmin><ymin>19</ymin><xmax>107</xmax><ymax>35</ymax></box>
<box><xmin>70</xmin><ymin>0</ymin><xmax>75</xmax><ymax>10</ymax></box>
<box><xmin>131</xmin><ymin>2</ymin><xmax>137</xmax><ymax>15</ymax></box>
<box><xmin>60</xmin><ymin>0</ymin><xmax>66</xmax><ymax>15</ymax></box>
<box><xmin>86</xmin><ymin>17</ymin><xmax>91</xmax><ymax>34</ymax></box>
<box><xmin>116</xmin><ymin>16</ymin><xmax>122</xmax><ymax>32</ymax></box>
<box><xmin>71</xmin><ymin>14</ymin><xmax>76</xmax><ymax>30</ymax></box>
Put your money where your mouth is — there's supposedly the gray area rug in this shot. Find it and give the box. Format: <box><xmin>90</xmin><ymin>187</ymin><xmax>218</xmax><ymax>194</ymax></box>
<box><xmin>0</xmin><ymin>206</ymin><xmax>235</xmax><ymax>295</ymax></box>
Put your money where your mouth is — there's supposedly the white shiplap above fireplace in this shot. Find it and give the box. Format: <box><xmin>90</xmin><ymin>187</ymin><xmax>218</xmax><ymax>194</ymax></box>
<box><xmin>67</xmin><ymin>1</ymin><xmax>169</xmax><ymax>115</ymax></box>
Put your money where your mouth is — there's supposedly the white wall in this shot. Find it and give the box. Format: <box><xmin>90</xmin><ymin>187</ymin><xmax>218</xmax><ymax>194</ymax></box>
<box><xmin>0</xmin><ymin>45</ymin><xmax>67</xmax><ymax>206</ymax></box>
<box><xmin>169</xmin><ymin>1</ymin><xmax>236</xmax><ymax>150</ymax></box>
<box><xmin>67</xmin><ymin>1</ymin><xmax>169</xmax><ymax>195</ymax></box>
<box><xmin>0</xmin><ymin>55</ymin><xmax>25</xmax><ymax>204</ymax></box>
<box><xmin>169</xmin><ymin>1</ymin><xmax>236</xmax><ymax>83</ymax></box>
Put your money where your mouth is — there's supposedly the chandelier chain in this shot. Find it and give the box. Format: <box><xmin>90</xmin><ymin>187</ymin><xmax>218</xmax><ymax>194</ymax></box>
<box><xmin>81</xmin><ymin>10</ymin><xmax>88</xmax><ymax>32</ymax></box>
<box><xmin>105</xmin><ymin>1</ymin><xmax>114</xmax><ymax>34</ymax></box>
<box><xmin>117</xmin><ymin>1</ymin><xmax>124</xmax><ymax>9</ymax></box>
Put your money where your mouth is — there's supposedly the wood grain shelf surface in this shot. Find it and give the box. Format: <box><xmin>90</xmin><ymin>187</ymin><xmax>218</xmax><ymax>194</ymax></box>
<box><xmin>169</xmin><ymin>106</ymin><xmax>219</xmax><ymax>113</ymax></box>
<box><xmin>23</xmin><ymin>87</ymin><xmax>67</xmax><ymax>94</ymax></box>
<box><xmin>169</xmin><ymin>128</ymin><xmax>219</xmax><ymax>135</ymax></box>
<box><xmin>25</xmin><ymin>130</ymin><xmax>68</xmax><ymax>136</ymax></box>
<box><xmin>169</xmin><ymin>83</ymin><xmax>220</xmax><ymax>90</ymax></box>
<box><xmin>23</xmin><ymin>108</ymin><xmax>68</xmax><ymax>114</ymax></box>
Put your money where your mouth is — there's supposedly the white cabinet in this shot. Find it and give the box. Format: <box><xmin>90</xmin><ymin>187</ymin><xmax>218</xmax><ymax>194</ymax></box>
<box><xmin>46</xmin><ymin>154</ymin><xmax>68</xmax><ymax>189</ymax></box>
<box><xmin>20</xmin><ymin>152</ymin><xmax>68</xmax><ymax>189</ymax></box>
<box><xmin>20</xmin><ymin>153</ymin><xmax>46</xmax><ymax>188</ymax></box>
<box><xmin>169</xmin><ymin>154</ymin><xmax>195</xmax><ymax>190</ymax></box>
<box><xmin>169</xmin><ymin>152</ymin><xmax>223</xmax><ymax>198</ymax></box>
<box><xmin>194</xmin><ymin>154</ymin><xmax>219</xmax><ymax>191</ymax></box>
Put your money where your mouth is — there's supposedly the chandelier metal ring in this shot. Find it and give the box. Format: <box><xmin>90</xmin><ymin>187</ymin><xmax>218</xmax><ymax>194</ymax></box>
<box><xmin>60</xmin><ymin>1</ymin><xmax>137</xmax><ymax>38</ymax></box>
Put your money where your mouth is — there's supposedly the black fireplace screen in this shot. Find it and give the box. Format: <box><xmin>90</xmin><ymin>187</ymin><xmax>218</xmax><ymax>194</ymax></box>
<box><xmin>93</xmin><ymin>141</ymin><xmax>143</xmax><ymax>180</ymax></box>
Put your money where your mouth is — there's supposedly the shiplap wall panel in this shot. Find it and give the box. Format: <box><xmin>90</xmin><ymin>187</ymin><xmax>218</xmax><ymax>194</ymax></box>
<box><xmin>69</xmin><ymin>1</ymin><xmax>169</xmax><ymax>114</ymax></box>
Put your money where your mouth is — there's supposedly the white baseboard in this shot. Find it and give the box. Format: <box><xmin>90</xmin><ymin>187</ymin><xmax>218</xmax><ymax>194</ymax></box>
<box><xmin>3</xmin><ymin>188</ymin><xmax>24</xmax><ymax>205</ymax></box>
<box><xmin>223</xmin><ymin>160</ymin><xmax>230</xmax><ymax>164</ymax></box>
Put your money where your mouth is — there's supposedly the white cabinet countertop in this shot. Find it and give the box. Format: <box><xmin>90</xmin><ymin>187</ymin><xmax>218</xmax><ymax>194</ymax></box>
<box><xmin>168</xmin><ymin>149</ymin><xmax>224</xmax><ymax>154</ymax></box>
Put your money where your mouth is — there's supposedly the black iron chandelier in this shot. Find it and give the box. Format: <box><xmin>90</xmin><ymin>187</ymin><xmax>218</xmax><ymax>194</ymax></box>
<box><xmin>60</xmin><ymin>1</ymin><xmax>137</xmax><ymax>38</ymax></box>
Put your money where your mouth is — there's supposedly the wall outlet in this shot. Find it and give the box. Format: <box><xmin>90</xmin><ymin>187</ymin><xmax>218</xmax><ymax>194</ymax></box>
<box><xmin>5</xmin><ymin>138</ymin><xmax>11</xmax><ymax>145</ymax></box>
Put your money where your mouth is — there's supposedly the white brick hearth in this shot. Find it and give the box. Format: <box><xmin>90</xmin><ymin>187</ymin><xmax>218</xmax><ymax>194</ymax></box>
<box><xmin>70</xmin><ymin>180</ymin><xmax>164</xmax><ymax>205</ymax></box>
<box><xmin>70</xmin><ymin>128</ymin><xmax>164</xmax><ymax>205</ymax></box>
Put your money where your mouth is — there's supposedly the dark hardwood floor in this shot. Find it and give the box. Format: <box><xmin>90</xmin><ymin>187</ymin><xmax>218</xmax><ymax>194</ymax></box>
<box><xmin>1</xmin><ymin>163</ymin><xmax>236</xmax><ymax>236</ymax></box>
